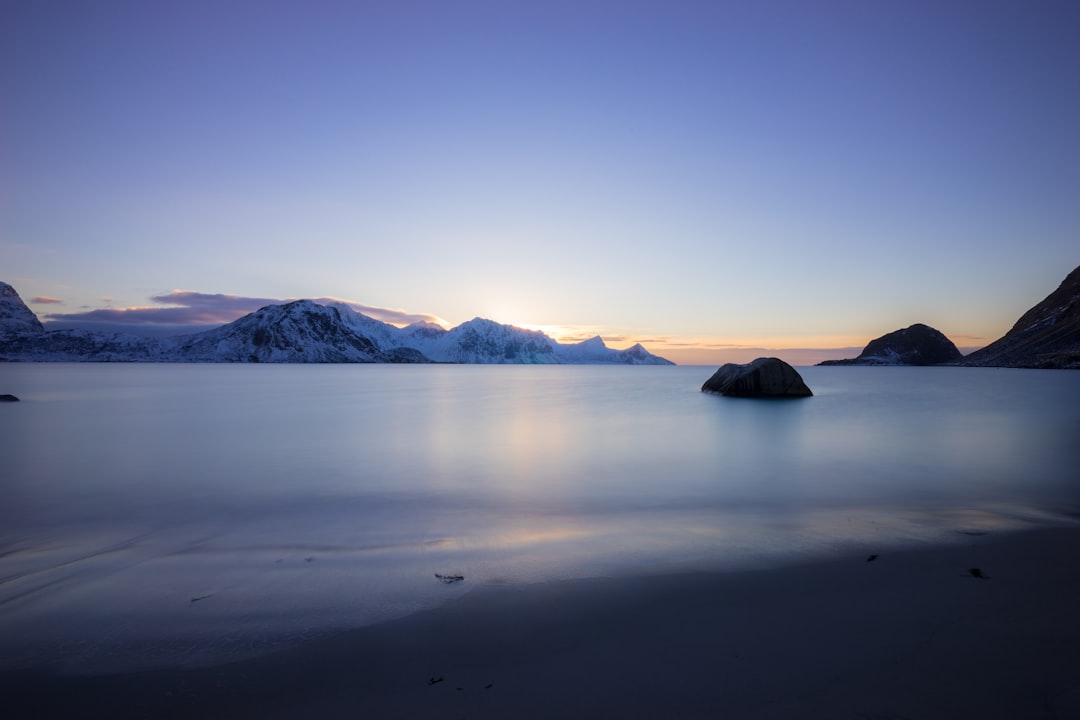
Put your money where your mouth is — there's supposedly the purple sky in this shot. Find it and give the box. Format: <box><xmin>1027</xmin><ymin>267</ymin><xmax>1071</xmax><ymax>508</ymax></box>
<box><xmin>3</xmin><ymin>1</ymin><xmax>1078</xmax><ymax>363</ymax></box>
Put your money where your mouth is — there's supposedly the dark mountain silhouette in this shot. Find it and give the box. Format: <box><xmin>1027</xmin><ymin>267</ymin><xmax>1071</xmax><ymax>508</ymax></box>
<box><xmin>818</xmin><ymin>324</ymin><xmax>962</xmax><ymax>366</ymax></box>
<box><xmin>962</xmin><ymin>264</ymin><xmax>1080</xmax><ymax>369</ymax></box>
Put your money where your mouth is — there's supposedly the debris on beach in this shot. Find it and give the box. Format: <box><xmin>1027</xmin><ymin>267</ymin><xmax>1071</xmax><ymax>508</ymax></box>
<box><xmin>190</xmin><ymin>594</ymin><xmax>214</xmax><ymax>603</ymax></box>
<box><xmin>969</xmin><ymin>567</ymin><xmax>988</xmax><ymax>579</ymax></box>
<box><xmin>435</xmin><ymin>573</ymin><xmax>465</xmax><ymax>584</ymax></box>
<box><xmin>427</xmin><ymin>676</ymin><xmax>444</xmax><ymax>686</ymax></box>
<box><xmin>866</xmin><ymin>554</ymin><xmax>879</xmax><ymax>562</ymax></box>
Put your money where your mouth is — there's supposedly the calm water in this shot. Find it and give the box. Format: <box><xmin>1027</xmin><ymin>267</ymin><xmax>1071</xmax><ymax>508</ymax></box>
<box><xmin>1</xmin><ymin>363</ymin><xmax>1078</xmax><ymax>673</ymax></box>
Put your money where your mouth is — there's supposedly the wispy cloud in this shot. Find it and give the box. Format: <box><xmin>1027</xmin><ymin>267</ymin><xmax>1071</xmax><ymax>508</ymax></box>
<box><xmin>42</xmin><ymin>290</ymin><xmax>447</xmax><ymax>336</ymax></box>
<box><xmin>31</xmin><ymin>296</ymin><xmax>63</xmax><ymax>304</ymax></box>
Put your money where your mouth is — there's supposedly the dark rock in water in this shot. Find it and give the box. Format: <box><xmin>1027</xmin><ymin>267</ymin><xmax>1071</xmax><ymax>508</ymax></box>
<box><xmin>0</xmin><ymin>394</ymin><xmax>19</xmax><ymax>402</ymax></box>
<box><xmin>962</xmin><ymin>264</ymin><xmax>1080</xmax><ymax>369</ymax></box>
<box><xmin>701</xmin><ymin>357</ymin><xmax>812</xmax><ymax>397</ymax></box>
<box><xmin>819</xmin><ymin>323</ymin><xmax>962</xmax><ymax>366</ymax></box>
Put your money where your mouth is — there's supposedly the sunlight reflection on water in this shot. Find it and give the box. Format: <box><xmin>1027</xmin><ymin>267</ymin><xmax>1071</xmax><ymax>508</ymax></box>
<box><xmin>0</xmin><ymin>363</ymin><xmax>1077</xmax><ymax>672</ymax></box>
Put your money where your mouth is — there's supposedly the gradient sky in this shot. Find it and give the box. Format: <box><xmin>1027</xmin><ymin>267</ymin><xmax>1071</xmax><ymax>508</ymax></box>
<box><xmin>2</xmin><ymin>0</ymin><xmax>1078</xmax><ymax>364</ymax></box>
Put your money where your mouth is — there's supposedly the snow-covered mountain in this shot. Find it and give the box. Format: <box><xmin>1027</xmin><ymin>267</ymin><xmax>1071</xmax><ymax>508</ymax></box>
<box><xmin>554</xmin><ymin>334</ymin><xmax>670</xmax><ymax>365</ymax></box>
<box><xmin>162</xmin><ymin>300</ymin><xmax>429</xmax><ymax>363</ymax></box>
<box><xmin>420</xmin><ymin>317</ymin><xmax>559</xmax><ymax>363</ymax></box>
<box><xmin>2</xmin><ymin>281</ymin><xmax>171</xmax><ymax>360</ymax></box>
<box><xmin>0</xmin><ymin>282</ymin><xmax>44</xmax><ymax>336</ymax></box>
<box><xmin>0</xmin><ymin>283</ymin><xmax>674</xmax><ymax>365</ymax></box>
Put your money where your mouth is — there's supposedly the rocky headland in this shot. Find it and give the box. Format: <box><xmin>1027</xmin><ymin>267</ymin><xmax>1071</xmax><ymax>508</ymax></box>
<box><xmin>961</xmin><ymin>264</ymin><xmax>1080</xmax><ymax>369</ymax></box>
<box><xmin>818</xmin><ymin>324</ymin><xmax>962</xmax><ymax>366</ymax></box>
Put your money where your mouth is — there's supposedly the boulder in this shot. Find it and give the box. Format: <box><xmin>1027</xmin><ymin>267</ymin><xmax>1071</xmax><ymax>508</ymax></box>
<box><xmin>701</xmin><ymin>357</ymin><xmax>812</xmax><ymax>397</ymax></box>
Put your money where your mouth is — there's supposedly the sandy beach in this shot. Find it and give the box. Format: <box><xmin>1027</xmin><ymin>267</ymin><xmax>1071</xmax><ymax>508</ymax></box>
<box><xmin>3</xmin><ymin>525</ymin><xmax>1079</xmax><ymax>719</ymax></box>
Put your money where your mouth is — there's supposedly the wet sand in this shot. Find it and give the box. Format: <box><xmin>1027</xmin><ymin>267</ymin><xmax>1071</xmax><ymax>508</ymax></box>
<box><xmin>3</xmin><ymin>526</ymin><xmax>1079</xmax><ymax>719</ymax></box>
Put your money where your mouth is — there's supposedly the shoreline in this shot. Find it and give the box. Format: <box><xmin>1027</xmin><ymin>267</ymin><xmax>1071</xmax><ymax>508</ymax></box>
<box><xmin>3</xmin><ymin>525</ymin><xmax>1079</xmax><ymax>718</ymax></box>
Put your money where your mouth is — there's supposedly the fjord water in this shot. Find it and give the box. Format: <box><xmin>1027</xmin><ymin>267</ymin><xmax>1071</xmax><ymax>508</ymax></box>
<box><xmin>1</xmin><ymin>364</ymin><xmax>1078</xmax><ymax>673</ymax></box>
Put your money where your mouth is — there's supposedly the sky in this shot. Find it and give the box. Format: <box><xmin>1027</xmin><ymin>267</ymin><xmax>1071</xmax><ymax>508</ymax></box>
<box><xmin>2</xmin><ymin>0</ymin><xmax>1078</xmax><ymax>365</ymax></box>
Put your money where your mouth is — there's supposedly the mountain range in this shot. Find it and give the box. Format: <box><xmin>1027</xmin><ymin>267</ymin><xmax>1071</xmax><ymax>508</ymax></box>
<box><xmin>4</xmin><ymin>264</ymin><xmax>1078</xmax><ymax>368</ymax></box>
<box><xmin>0</xmin><ymin>283</ymin><xmax>674</xmax><ymax>365</ymax></box>
<box><xmin>818</xmin><ymin>264</ymin><xmax>1080</xmax><ymax>369</ymax></box>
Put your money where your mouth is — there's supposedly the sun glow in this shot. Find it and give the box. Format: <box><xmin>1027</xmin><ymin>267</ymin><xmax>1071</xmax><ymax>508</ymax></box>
<box><xmin>483</xmin><ymin>319</ymin><xmax>875</xmax><ymax>365</ymax></box>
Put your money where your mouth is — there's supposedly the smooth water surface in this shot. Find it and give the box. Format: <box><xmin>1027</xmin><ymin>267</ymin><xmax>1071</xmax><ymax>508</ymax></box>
<box><xmin>1</xmin><ymin>364</ymin><xmax>1078</xmax><ymax>672</ymax></box>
